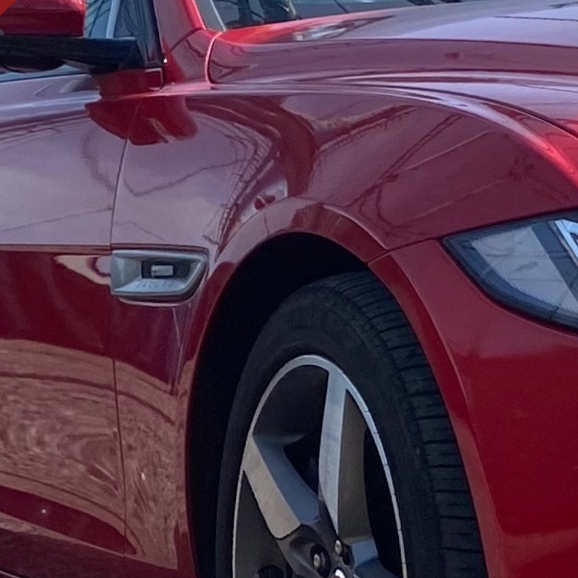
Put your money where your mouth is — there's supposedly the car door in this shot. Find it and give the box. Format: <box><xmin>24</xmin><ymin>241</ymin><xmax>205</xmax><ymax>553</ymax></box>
<box><xmin>0</xmin><ymin>3</ymin><xmax>131</xmax><ymax>578</ymax></box>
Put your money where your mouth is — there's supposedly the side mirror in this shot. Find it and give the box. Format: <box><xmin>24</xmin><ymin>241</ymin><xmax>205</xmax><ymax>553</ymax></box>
<box><xmin>0</xmin><ymin>0</ymin><xmax>145</xmax><ymax>73</ymax></box>
<box><xmin>0</xmin><ymin>0</ymin><xmax>85</xmax><ymax>37</ymax></box>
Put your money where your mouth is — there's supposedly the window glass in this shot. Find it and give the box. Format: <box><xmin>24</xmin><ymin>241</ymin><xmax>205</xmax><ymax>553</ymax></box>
<box><xmin>115</xmin><ymin>0</ymin><xmax>162</xmax><ymax>65</ymax></box>
<box><xmin>85</xmin><ymin>0</ymin><xmax>117</xmax><ymax>38</ymax></box>
<box><xmin>115</xmin><ymin>0</ymin><xmax>140</xmax><ymax>37</ymax></box>
<box><xmin>214</xmin><ymin>0</ymin><xmax>494</xmax><ymax>29</ymax></box>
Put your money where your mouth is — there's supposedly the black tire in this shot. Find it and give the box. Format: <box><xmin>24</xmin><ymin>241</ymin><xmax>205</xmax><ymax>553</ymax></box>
<box><xmin>216</xmin><ymin>272</ymin><xmax>487</xmax><ymax>578</ymax></box>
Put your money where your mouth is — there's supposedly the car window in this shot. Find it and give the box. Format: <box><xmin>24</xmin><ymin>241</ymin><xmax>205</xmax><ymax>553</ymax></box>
<box><xmin>86</xmin><ymin>0</ymin><xmax>121</xmax><ymax>38</ymax></box>
<box><xmin>213</xmin><ymin>0</ymin><xmax>495</xmax><ymax>29</ymax></box>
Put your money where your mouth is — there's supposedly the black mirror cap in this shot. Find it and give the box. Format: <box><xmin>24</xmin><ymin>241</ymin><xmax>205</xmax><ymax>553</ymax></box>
<box><xmin>0</xmin><ymin>35</ymin><xmax>146</xmax><ymax>74</ymax></box>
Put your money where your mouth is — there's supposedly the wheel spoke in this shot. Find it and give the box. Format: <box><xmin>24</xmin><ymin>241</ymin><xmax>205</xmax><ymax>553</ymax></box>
<box><xmin>318</xmin><ymin>366</ymin><xmax>372</xmax><ymax>542</ymax></box>
<box><xmin>243</xmin><ymin>435</ymin><xmax>320</xmax><ymax>539</ymax></box>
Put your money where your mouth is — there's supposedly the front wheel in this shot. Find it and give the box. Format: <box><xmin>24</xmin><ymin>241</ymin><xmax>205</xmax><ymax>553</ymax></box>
<box><xmin>216</xmin><ymin>272</ymin><xmax>487</xmax><ymax>578</ymax></box>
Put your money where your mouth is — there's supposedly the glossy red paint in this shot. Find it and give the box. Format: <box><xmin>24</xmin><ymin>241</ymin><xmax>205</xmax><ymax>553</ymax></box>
<box><xmin>209</xmin><ymin>3</ymin><xmax>578</xmax><ymax>78</ymax></box>
<box><xmin>113</xmin><ymin>90</ymin><xmax>578</xmax><ymax>578</ymax></box>
<box><xmin>0</xmin><ymin>73</ymin><xmax>132</xmax><ymax>578</ymax></box>
<box><xmin>3</xmin><ymin>1</ymin><xmax>578</xmax><ymax>578</ymax></box>
<box><xmin>151</xmin><ymin>0</ymin><xmax>206</xmax><ymax>53</ymax></box>
<box><xmin>111</xmin><ymin>2</ymin><xmax>578</xmax><ymax>577</ymax></box>
<box><xmin>371</xmin><ymin>242</ymin><xmax>578</xmax><ymax>578</ymax></box>
<box><xmin>0</xmin><ymin>0</ymin><xmax>85</xmax><ymax>36</ymax></box>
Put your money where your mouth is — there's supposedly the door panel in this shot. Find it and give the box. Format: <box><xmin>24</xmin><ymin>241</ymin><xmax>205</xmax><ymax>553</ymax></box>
<box><xmin>110</xmin><ymin>88</ymin><xmax>235</xmax><ymax>578</ymax></box>
<box><xmin>112</xmin><ymin>301</ymin><xmax>195</xmax><ymax>578</ymax></box>
<box><xmin>0</xmin><ymin>73</ymin><xmax>128</xmax><ymax>578</ymax></box>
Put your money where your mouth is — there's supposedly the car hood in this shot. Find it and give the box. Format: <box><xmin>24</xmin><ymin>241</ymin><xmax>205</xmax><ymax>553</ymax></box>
<box><xmin>209</xmin><ymin>0</ymin><xmax>578</xmax><ymax>136</ymax></box>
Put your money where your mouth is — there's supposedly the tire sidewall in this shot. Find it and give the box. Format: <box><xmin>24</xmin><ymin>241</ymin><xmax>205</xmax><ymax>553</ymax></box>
<box><xmin>216</xmin><ymin>289</ymin><xmax>446</xmax><ymax>578</ymax></box>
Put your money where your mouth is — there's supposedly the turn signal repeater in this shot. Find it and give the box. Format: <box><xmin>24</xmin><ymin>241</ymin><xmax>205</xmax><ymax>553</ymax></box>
<box><xmin>446</xmin><ymin>214</ymin><xmax>578</xmax><ymax>329</ymax></box>
<box><xmin>111</xmin><ymin>250</ymin><xmax>207</xmax><ymax>304</ymax></box>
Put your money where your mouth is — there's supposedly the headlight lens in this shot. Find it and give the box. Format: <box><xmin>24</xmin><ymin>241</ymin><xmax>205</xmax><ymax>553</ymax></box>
<box><xmin>446</xmin><ymin>215</ymin><xmax>578</xmax><ymax>329</ymax></box>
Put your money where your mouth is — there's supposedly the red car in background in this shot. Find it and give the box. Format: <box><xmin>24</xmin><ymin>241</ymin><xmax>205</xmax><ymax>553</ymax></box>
<box><xmin>0</xmin><ymin>0</ymin><xmax>575</xmax><ymax>577</ymax></box>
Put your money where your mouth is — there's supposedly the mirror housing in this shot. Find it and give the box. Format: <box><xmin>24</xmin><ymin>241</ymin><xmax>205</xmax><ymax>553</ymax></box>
<box><xmin>0</xmin><ymin>0</ymin><xmax>85</xmax><ymax>36</ymax></box>
<box><xmin>0</xmin><ymin>0</ymin><xmax>146</xmax><ymax>73</ymax></box>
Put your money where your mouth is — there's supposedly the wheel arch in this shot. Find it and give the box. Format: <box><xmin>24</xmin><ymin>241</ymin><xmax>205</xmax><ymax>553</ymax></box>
<box><xmin>187</xmin><ymin>232</ymin><xmax>368</xmax><ymax>577</ymax></box>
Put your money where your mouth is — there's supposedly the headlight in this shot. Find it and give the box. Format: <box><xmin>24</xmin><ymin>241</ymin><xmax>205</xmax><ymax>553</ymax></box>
<box><xmin>446</xmin><ymin>215</ymin><xmax>578</xmax><ymax>329</ymax></box>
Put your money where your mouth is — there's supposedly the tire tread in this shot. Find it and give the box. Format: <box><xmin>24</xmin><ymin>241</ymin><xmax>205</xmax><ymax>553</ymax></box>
<box><xmin>301</xmin><ymin>272</ymin><xmax>486</xmax><ymax>577</ymax></box>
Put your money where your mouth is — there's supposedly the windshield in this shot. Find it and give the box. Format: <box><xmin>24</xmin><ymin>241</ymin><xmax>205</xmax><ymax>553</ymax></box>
<box><xmin>214</xmin><ymin>0</ymin><xmax>494</xmax><ymax>29</ymax></box>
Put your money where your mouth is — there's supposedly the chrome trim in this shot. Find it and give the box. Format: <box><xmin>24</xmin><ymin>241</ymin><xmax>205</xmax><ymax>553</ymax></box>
<box><xmin>555</xmin><ymin>219</ymin><xmax>578</xmax><ymax>265</ymax></box>
<box><xmin>111</xmin><ymin>250</ymin><xmax>207</xmax><ymax>303</ymax></box>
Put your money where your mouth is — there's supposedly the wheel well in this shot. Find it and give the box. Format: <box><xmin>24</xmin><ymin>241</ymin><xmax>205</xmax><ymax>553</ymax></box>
<box><xmin>188</xmin><ymin>234</ymin><xmax>366</xmax><ymax>576</ymax></box>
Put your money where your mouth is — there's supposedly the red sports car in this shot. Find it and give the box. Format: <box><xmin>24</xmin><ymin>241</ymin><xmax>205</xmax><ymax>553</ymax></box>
<box><xmin>0</xmin><ymin>0</ymin><xmax>575</xmax><ymax>577</ymax></box>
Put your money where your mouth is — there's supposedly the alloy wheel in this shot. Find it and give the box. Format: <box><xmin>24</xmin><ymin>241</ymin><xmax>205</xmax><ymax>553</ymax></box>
<box><xmin>233</xmin><ymin>355</ymin><xmax>407</xmax><ymax>578</ymax></box>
